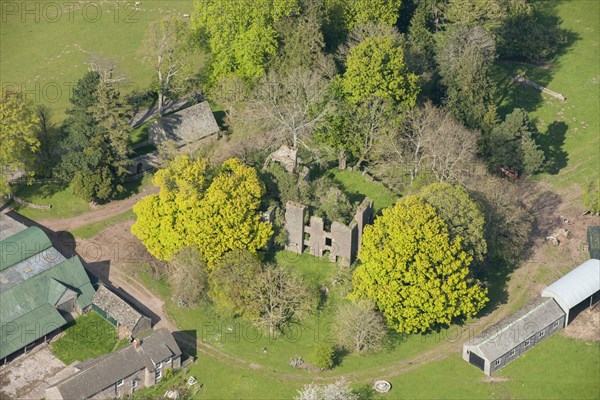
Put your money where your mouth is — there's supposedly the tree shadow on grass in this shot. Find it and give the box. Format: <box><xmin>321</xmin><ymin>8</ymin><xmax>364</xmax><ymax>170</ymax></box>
<box><xmin>537</xmin><ymin>121</ymin><xmax>569</xmax><ymax>174</ymax></box>
<box><xmin>495</xmin><ymin>1</ymin><xmax>580</xmax><ymax>118</ymax></box>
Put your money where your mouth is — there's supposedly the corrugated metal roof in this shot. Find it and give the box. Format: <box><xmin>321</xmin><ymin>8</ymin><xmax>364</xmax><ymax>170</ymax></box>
<box><xmin>0</xmin><ymin>304</ymin><xmax>66</xmax><ymax>359</ymax></box>
<box><xmin>541</xmin><ymin>259</ymin><xmax>600</xmax><ymax>313</ymax></box>
<box><xmin>0</xmin><ymin>226</ymin><xmax>53</xmax><ymax>271</ymax></box>
<box><xmin>464</xmin><ymin>297</ymin><xmax>565</xmax><ymax>361</ymax></box>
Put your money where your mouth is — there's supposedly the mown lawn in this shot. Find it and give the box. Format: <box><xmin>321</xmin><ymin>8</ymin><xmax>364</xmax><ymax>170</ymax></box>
<box><xmin>11</xmin><ymin>183</ymin><xmax>90</xmax><ymax>220</ymax></box>
<box><xmin>329</xmin><ymin>169</ymin><xmax>398</xmax><ymax>213</ymax></box>
<box><xmin>50</xmin><ymin>311</ymin><xmax>127</xmax><ymax>365</ymax></box>
<box><xmin>0</xmin><ymin>0</ymin><xmax>201</xmax><ymax>120</ymax></box>
<box><xmin>11</xmin><ymin>174</ymin><xmax>152</xmax><ymax>221</ymax></box>
<box><xmin>493</xmin><ymin>1</ymin><xmax>600</xmax><ymax>190</ymax></box>
<box><xmin>384</xmin><ymin>335</ymin><xmax>600</xmax><ymax>400</ymax></box>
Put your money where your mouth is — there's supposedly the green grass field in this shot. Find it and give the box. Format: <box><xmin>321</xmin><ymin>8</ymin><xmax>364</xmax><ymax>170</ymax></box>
<box><xmin>0</xmin><ymin>0</ymin><xmax>199</xmax><ymax>120</ymax></box>
<box><xmin>494</xmin><ymin>1</ymin><xmax>600</xmax><ymax>190</ymax></box>
<box><xmin>11</xmin><ymin>183</ymin><xmax>90</xmax><ymax>220</ymax></box>
<box><xmin>50</xmin><ymin>311</ymin><xmax>127</xmax><ymax>364</ymax></box>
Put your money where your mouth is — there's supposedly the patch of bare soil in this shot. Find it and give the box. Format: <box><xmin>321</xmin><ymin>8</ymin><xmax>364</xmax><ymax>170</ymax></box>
<box><xmin>563</xmin><ymin>306</ymin><xmax>600</xmax><ymax>342</ymax></box>
<box><xmin>482</xmin><ymin>376</ymin><xmax>510</xmax><ymax>383</ymax></box>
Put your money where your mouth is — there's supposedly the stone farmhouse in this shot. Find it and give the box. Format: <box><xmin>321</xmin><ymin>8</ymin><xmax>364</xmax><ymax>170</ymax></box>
<box><xmin>284</xmin><ymin>198</ymin><xmax>374</xmax><ymax>266</ymax></box>
<box><xmin>463</xmin><ymin>258</ymin><xmax>600</xmax><ymax>375</ymax></box>
<box><xmin>45</xmin><ymin>329</ymin><xmax>182</xmax><ymax>399</ymax></box>
<box><xmin>0</xmin><ymin>218</ymin><xmax>95</xmax><ymax>363</ymax></box>
<box><xmin>130</xmin><ymin>101</ymin><xmax>220</xmax><ymax>175</ymax></box>
<box><xmin>92</xmin><ymin>284</ymin><xmax>152</xmax><ymax>338</ymax></box>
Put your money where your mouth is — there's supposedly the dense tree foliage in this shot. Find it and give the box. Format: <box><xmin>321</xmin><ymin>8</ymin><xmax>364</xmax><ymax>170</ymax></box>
<box><xmin>483</xmin><ymin>108</ymin><xmax>545</xmax><ymax>177</ymax></box>
<box><xmin>296</xmin><ymin>379</ymin><xmax>358</xmax><ymax>400</ymax></box>
<box><xmin>436</xmin><ymin>25</ymin><xmax>497</xmax><ymax>131</ymax></box>
<box><xmin>421</xmin><ymin>183</ymin><xmax>487</xmax><ymax>265</ymax></box>
<box><xmin>56</xmin><ymin>71</ymin><xmax>131</xmax><ymax>202</ymax></box>
<box><xmin>341</xmin><ymin>33</ymin><xmax>419</xmax><ymax>106</ymax></box>
<box><xmin>132</xmin><ymin>156</ymin><xmax>272</xmax><ymax>265</ymax></box>
<box><xmin>311</xmin><ymin>342</ymin><xmax>335</xmax><ymax>370</ymax></box>
<box><xmin>0</xmin><ymin>90</ymin><xmax>39</xmax><ymax>194</ymax></box>
<box><xmin>352</xmin><ymin>196</ymin><xmax>488</xmax><ymax>333</ymax></box>
<box><xmin>192</xmin><ymin>0</ymin><xmax>300</xmax><ymax>81</ymax></box>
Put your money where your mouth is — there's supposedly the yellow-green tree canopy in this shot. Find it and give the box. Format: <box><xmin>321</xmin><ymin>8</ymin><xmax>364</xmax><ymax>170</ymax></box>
<box><xmin>186</xmin><ymin>158</ymin><xmax>273</xmax><ymax>266</ymax></box>
<box><xmin>192</xmin><ymin>0</ymin><xmax>299</xmax><ymax>81</ymax></box>
<box><xmin>327</xmin><ymin>0</ymin><xmax>403</xmax><ymax>31</ymax></box>
<box><xmin>342</xmin><ymin>33</ymin><xmax>419</xmax><ymax>107</ymax></box>
<box><xmin>131</xmin><ymin>156</ymin><xmax>210</xmax><ymax>260</ymax></box>
<box><xmin>131</xmin><ymin>156</ymin><xmax>272</xmax><ymax>265</ymax></box>
<box><xmin>0</xmin><ymin>90</ymin><xmax>39</xmax><ymax>194</ymax></box>
<box><xmin>420</xmin><ymin>183</ymin><xmax>487</xmax><ymax>266</ymax></box>
<box><xmin>351</xmin><ymin>196</ymin><xmax>488</xmax><ymax>333</ymax></box>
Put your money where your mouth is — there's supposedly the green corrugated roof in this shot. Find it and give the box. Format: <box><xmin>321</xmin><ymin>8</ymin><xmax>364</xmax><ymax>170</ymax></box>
<box><xmin>48</xmin><ymin>278</ymin><xmax>69</xmax><ymax>306</ymax></box>
<box><xmin>0</xmin><ymin>226</ymin><xmax>52</xmax><ymax>271</ymax></box>
<box><xmin>0</xmin><ymin>304</ymin><xmax>66</xmax><ymax>359</ymax></box>
<box><xmin>0</xmin><ymin>255</ymin><xmax>95</xmax><ymax>359</ymax></box>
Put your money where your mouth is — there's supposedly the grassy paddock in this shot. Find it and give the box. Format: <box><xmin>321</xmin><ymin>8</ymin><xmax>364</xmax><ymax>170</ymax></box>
<box><xmin>0</xmin><ymin>0</ymin><xmax>200</xmax><ymax>120</ymax></box>
<box><xmin>11</xmin><ymin>183</ymin><xmax>90</xmax><ymax>220</ymax></box>
<box><xmin>493</xmin><ymin>1</ymin><xmax>600</xmax><ymax>189</ymax></box>
<box><xmin>50</xmin><ymin>311</ymin><xmax>126</xmax><ymax>364</ymax></box>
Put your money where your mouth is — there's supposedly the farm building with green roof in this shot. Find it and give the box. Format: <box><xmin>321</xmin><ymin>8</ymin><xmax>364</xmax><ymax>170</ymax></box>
<box><xmin>0</xmin><ymin>224</ymin><xmax>95</xmax><ymax>362</ymax></box>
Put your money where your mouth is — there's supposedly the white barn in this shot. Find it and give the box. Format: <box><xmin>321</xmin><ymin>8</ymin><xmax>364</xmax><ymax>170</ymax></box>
<box><xmin>541</xmin><ymin>258</ymin><xmax>600</xmax><ymax>324</ymax></box>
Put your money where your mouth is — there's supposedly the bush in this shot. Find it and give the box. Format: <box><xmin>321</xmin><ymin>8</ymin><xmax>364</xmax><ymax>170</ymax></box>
<box><xmin>583</xmin><ymin>180</ymin><xmax>600</xmax><ymax>215</ymax></box>
<box><xmin>311</xmin><ymin>342</ymin><xmax>335</xmax><ymax>370</ymax></box>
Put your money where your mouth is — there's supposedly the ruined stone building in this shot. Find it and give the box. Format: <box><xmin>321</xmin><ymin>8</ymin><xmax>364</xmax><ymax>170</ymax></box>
<box><xmin>284</xmin><ymin>198</ymin><xmax>374</xmax><ymax>266</ymax></box>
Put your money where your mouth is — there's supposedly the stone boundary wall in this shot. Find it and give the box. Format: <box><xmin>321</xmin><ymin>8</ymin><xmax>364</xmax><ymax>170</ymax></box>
<box><xmin>10</xmin><ymin>195</ymin><xmax>52</xmax><ymax>210</ymax></box>
<box><xmin>284</xmin><ymin>198</ymin><xmax>374</xmax><ymax>266</ymax></box>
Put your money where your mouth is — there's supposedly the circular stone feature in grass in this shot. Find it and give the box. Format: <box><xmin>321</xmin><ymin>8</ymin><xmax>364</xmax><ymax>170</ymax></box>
<box><xmin>374</xmin><ymin>380</ymin><xmax>391</xmax><ymax>393</ymax></box>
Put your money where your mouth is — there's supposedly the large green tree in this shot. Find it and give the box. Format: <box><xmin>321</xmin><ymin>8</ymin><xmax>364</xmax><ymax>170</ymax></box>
<box><xmin>421</xmin><ymin>183</ymin><xmax>487</xmax><ymax>265</ymax></box>
<box><xmin>192</xmin><ymin>0</ymin><xmax>299</xmax><ymax>81</ymax></box>
<box><xmin>132</xmin><ymin>156</ymin><xmax>272</xmax><ymax>266</ymax></box>
<box><xmin>131</xmin><ymin>155</ymin><xmax>210</xmax><ymax>261</ymax></box>
<box><xmin>351</xmin><ymin>196</ymin><xmax>488</xmax><ymax>333</ymax></box>
<box><xmin>436</xmin><ymin>25</ymin><xmax>497</xmax><ymax>130</ymax></box>
<box><xmin>483</xmin><ymin>108</ymin><xmax>545</xmax><ymax>177</ymax></box>
<box><xmin>0</xmin><ymin>90</ymin><xmax>39</xmax><ymax>195</ymax></box>
<box><xmin>186</xmin><ymin>158</ymin><xmax>273</xmax><ymax>266</ymax></box>
<box><xmin>341</xmin><ymin>33</ymin><xmax>419</xmax><ymax>107</ymax></box>
<box><xmin>56</xmin><ymin>71</ymin><xmax>132</xmax><ymax>202</ymax></box>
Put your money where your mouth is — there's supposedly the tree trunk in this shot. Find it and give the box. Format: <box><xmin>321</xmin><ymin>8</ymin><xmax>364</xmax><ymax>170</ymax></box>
<box><xmin>157</xmin><ymin>92</ymin><xmax>165</xmax><ymax>117</ymax></box>
<box><xmin>338</xmin><ymin>150</ymin><xmax>346</xmax><ymax>170</ymax></box>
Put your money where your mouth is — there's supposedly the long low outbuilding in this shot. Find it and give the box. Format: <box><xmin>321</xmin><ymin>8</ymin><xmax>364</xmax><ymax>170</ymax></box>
<box><xmin>541</xmin><ymin>258</ymin><xmax>600</xmax><ymax>323</ymax></box>
<box><xmin>462</xmin><ymin>297</ymin><xmax>565</xmax><ymax>375</ymax></box>
<box><xmin>463</xmin><ymin>258</ymin><xmax>600</xmax><ymax>375</ymax></box>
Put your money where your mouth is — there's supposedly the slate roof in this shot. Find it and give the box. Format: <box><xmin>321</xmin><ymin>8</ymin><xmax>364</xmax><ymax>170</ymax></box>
<box><xmin>464</xmin><ymin>297</ymin><xmax>565</xmax><ymax>362</ymax></box>
<box><xmin>148</xmin><ymin>101</ymin><xmax>220</xmax><ymax>147</ymax></box>
<box><xmin>51</xmin><ymin>329</ymin><xmax>182</xmax><ymax>400</ymax></box>
<box><xmin>0</xmin><ymin>227</ymin><xmax>95</xmax><ymax>359</ymax></box>
<box><xmin>541</xmin><ymin>259</ymin><xmax>600</xmax><ymax>313</ymax></box>
<box><xmin>93</xmin><ymin>285</ymin><xmax>146</xmax><ymax>334</ymax></box>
